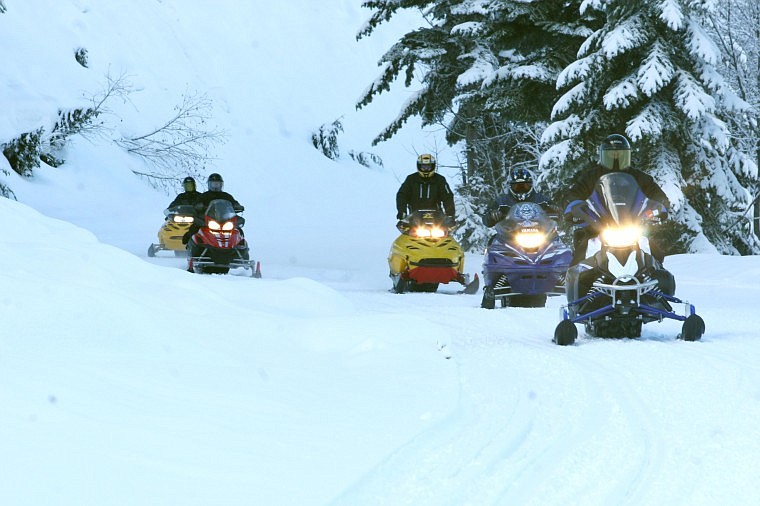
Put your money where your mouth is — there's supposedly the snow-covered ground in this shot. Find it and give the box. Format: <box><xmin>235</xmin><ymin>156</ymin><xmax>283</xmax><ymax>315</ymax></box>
<box><xmin>2</xmin><ymin>2</ymin><xmax>760</xmax><ymax>505</ymax></box>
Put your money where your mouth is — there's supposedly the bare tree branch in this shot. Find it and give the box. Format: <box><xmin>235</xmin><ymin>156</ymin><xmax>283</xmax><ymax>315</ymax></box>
<box><xmin>115</xmin><ymin>91</ymin><xmax>228</xmax><ymax>189</ymax></box>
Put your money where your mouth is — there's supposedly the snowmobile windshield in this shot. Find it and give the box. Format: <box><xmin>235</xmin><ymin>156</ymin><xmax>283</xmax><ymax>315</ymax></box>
<box><xmin>204</xmin><ymin>199</ymin><xmax>238</xmax><ymax>222</ymax></box>
<box><xmin>168</xmin><ymin>204</ymin><xmax>196</xmax><ymax>216</ymax></box>
<box><xmin>408</xmin><ymin>209</ymin><xmax>446</xmax><ymax>227</ymax></box>
<box><xmin>499</xmin><ymin>202</ymin><xmax>554</xmax><ymax>234</ymax></box>
<box><xmin>589</xmin><ymin>172</ymin><xmax>648</xmax><ymax>226</ymax></box>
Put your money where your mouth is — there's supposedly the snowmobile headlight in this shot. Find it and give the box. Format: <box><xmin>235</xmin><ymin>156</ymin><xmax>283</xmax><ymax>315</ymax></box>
<box><xmin>601</xmin><ymin>225</ymin><xmax>641</xmax><ymax>247</ymax></box>
<box><xmin>222</xmin><ymin>221</ymin><xmax>235</xmax><ymax>231</ymax></box>
<box><xmin>208</xmin><ymin>220</ymin><xmax>222</xmax><ymax>231</ymax></box>
<box><xmin>412</xmin><ymin>226</ymin><xmax>446</xmax><ymax>238</ymax></box>
<box><xmin>173</xmin><ymin>215</ymin><xmax>194</xmax><ymax>223</ymax></box>
<box><xmin>515</xmin><ymin>231</ymin><xmax>546</xmax><ymax>249</ymax></box>
<box><xmin>430</xmin><ymin>227</ymin><xmax>445</xmax><ymax>238</ymax></box>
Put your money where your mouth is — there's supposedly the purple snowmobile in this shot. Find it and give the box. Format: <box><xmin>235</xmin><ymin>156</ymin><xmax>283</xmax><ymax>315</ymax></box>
<box><xmin>481</xmin><ymin>202</ymin><xmax>572</xmax><ymax>308</ymax></box>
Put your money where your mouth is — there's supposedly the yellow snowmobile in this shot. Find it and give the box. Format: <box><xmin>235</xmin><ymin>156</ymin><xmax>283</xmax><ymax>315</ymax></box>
<box><xmin>388</xmin><ymin>209</ymin><xmax>479</xmax><ymax>294</ymax></box>
<box><xmin>147</xmin><ymin>204</ymin><xmax>196</xmax><ymax>257</ymax></box>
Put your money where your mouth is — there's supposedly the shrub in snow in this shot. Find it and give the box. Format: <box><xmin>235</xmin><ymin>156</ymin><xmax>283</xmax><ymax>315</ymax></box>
<box><xmin>348</xmin><ymin>150</ymin><xmax>383</xmax><ymax>169</ymax></box>
<box><xmin>2</xmin><ymin>129</ymin><xmax>44</xmax><ymax>177</ymax></box>
<box><xmin>311</xmin><ymin>117</ymin><xmax>343</xmax><ymax>160</ymax></box>
<box><xmin>74</xmin><ymin>47</ymin><xmax>88</xmax><ymax>68</ymax></box>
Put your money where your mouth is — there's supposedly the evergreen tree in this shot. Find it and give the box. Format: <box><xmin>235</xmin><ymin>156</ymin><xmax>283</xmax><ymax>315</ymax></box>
<box><xmin>358</xmin><ymin>0</ymin><xmax>592</xmax><ymax>250</ymax></box>
<box><xmin>541</xmin><ymin>0</ymin><xmax>759</xmax><ymax>254</ymax></box>
<box><xmin>705</xmin><ymin>0</ymin><xmax>760</xmax><ymax>241</ymax></box>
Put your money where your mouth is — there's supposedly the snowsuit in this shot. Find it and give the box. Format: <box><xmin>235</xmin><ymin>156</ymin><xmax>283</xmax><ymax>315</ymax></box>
<box><xmin>396</xmin><ymin>172</ymin><xmax>455</xmax><ymax>220</ymax></box>
<box><xmin>197</xmin><ymin>190</ymin><xmax>243</xmax><ymax>210</ymax></box>
<box><xmin>563</xmin><ymin>164</ymin><xmax>670</xmax><ymax>265</ymax></box>
<box><xmin>482</xmin><ymin>191</ymin><xmax>557</xmax><ymax>228</ymax></box>
<box><xmin>167</xmin><ymin>190</ymin><xmax>201</xmax><ymax>209</ymax></box>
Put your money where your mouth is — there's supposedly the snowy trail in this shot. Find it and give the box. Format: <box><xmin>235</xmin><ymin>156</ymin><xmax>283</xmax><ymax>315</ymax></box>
<box><xmin>313</xmin><ymin>255</ymin><xmax>760</xmax><ymax>506</ymax></box>
<box><xmin>50</xmin><ymin>245</ymin><xmax>760</xmax><ymax>506</ymax></box>
<box><xmin>329</xmin><ymin>295</ymin><xmax>674</xmax><ymax>505</ymax></box>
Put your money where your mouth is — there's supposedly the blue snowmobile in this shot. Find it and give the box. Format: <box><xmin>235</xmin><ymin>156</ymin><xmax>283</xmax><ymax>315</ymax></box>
<box><xmin>481</xmin><ymin>202</ymin><xmax>572</xmax><ymax>308</ymax></box>
<box><xmin>554</xmin><ymin>172</ymin><xmax>705</xmax><ymax>345</ymax></box>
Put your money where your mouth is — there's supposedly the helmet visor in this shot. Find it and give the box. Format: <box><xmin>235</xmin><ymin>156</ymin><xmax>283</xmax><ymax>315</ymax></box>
<box><xmin>600</xmin><ymin>149</ymin><xmax>631</xmax><ymax>170</ymax></box>
<box><xmin>510</xmin><ymin>182</ymin><xmax>532</xmax><ymax>194</ymax></box>
<box><xmin>418</xmin><ymin>163</ymin><xmax>435</xmax><ymax>173</ymax></box>
<box><xmin>183</xmin><ymin>181</ymin><xmax>196</xmax><ymax>192</ymax></box>
<box><xmin>208</xmin><ymin>180</ymin><xmax>223</xmax><ymax>191</ymax></box>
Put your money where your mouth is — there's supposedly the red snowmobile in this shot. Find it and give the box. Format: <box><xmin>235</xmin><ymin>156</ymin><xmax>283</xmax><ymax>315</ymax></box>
<box><xmin>186</xmin><ymin>199</ymin><xmax>261</xmax><ymax>277</ymax></box>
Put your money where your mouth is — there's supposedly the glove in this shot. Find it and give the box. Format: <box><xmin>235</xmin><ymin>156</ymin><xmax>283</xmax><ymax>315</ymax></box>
<box><xmin>444</xmin><ymin>216</ymin><xmax>456</xmax><ymax>228</ymax></box>
<box><xmin>564</xmin><ymin>200</ymin><xmax>591</xmax><ymax>223</ymax></box>
<box><xmin>396</xmin><ymin>220</ymin><xmax>408</xmax><ymax>233</ymax></box>
<box><xmin>646</xmin><ymin>204</ymin><xmax>668</xmax><ymax>224</ymax></box>
<box><xmin>488</xmin><ymin>209</ymin><xmax>505</xmax><ymax>225</ymax></box>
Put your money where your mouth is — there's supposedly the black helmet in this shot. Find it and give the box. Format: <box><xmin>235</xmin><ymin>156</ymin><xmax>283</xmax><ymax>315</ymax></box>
<box><xmin>507</xmin><ymin>168</ymin><xmax>533</xmax><ymax>201</ymax></box>
<box><xmin>182</xmin><ymin>176</ymin><xmax>196</xmax><ymax>192</ymax></box>
<box><xmin>599</xmin><ymin>134</ymin><xmax>631</xmax><ymax>170</ymax></box>
<box><xmin>207</xmin><ymin>173</ymin><xmax>223</xmax><ymax>191</ymax></box>
<box><xmin>416</xmin><ymin>153</ymin><xmax>436</xmax><ymax>179</ymax></box>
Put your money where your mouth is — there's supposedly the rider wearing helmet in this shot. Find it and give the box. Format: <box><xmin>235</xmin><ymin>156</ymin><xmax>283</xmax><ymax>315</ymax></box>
<box><xmin>182</xmin><ymin>173</ymin><xmax>245</xmax><ymax>245</ymax></box>
<box><xmin>563</xmin><ymin>134</ymin><xmax>670</xmax><ymax>265</ymax></box>
<box><xmin>482</xmin><ymin>168</ymin><xmax>556</xmax><ymax>227</ymax></box>
<box><xmin>167</xmin><ymin>176</ymin><xmax>202</xmax><ymax>209</ymax></box>
<box><xmin>396</xmin><ymin>153</ymin><xmax>456</xmax><ymax>225</ymax></box>
<box><xmin>198</xmin><ymin>173</ymin><xmax>243</xmax><ymax>210</ymax></box>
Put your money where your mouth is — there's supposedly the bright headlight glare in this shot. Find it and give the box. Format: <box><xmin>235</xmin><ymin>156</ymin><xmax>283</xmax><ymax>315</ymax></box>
<box><xmin>601</xmin><ymin>225</ymin><xmax>641</xmax><ymax>247</ymax></box>
<box><xmin>173</xmin><ymin>215</ymin><xmax>194</xmax><ymax>223</ymax></box>
<box><xmin>208</xmin><ymin>220</ymin><xmax>221</xmax><ymax>231</ymax></box>
<box><xmin>222</xmin><ymin>221</ymin><xmax>234</xmax><ymax>231</ymax></box>
<box><xmin>413</xmin><ymin>226</ymin><xmax>445</xmax><ymax>238</ymax></box>
<box><xmin>515</xmin><ymin>232</ymin><xmax>545</xmax><ymax>249</ymax></box>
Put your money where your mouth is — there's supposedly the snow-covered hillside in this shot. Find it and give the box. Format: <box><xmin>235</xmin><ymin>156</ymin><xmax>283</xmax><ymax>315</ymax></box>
<box><xmin>2</xmin><ymin>2</ymin><xmax>760</xmax><ymax>505</ymax></box>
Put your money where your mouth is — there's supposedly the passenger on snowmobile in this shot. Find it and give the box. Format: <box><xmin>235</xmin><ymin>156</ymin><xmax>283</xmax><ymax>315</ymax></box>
<box><xmin>396</xmin><ymin>154</ymin><xmax>456</xmax><ymax>230</ymax></box>
<box><xmin>482</xmin><ymin>169</ymin><xmax>558</xmax><ymax>227</ymax></box>
<box><xmin>562</xmin><ymin>134</ymin><xmax>670</xmax><ymax>265</ymax></box>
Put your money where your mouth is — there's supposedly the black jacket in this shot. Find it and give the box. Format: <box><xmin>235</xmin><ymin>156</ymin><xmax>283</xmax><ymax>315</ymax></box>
<box><xmin>167</xmin><ymin>190</ymin><xmax>202</xmax><ymax>208</ymax></box>
<box><xmin>483</xmin><ymin>191</ymin><xmax>557</xmax><ymax>227</ymax></box>
<box><xmin>198</xmin><ymin>190</ymin><xmax>243</xmax><ymax>210</ymax></box>
<box><xmin>396</xmin><ymin>172</ymin><xmax>455</xmax><ymax>219</ymax></box>
<box><xmin>563</xmin><ymin>165</ymin><xmax>670</xmax><ymax>213</ymax></box>
<box><xmin>182</xmin><ymin>190</ymin><xmax>245</xmax><ymax>245</ymax></box>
